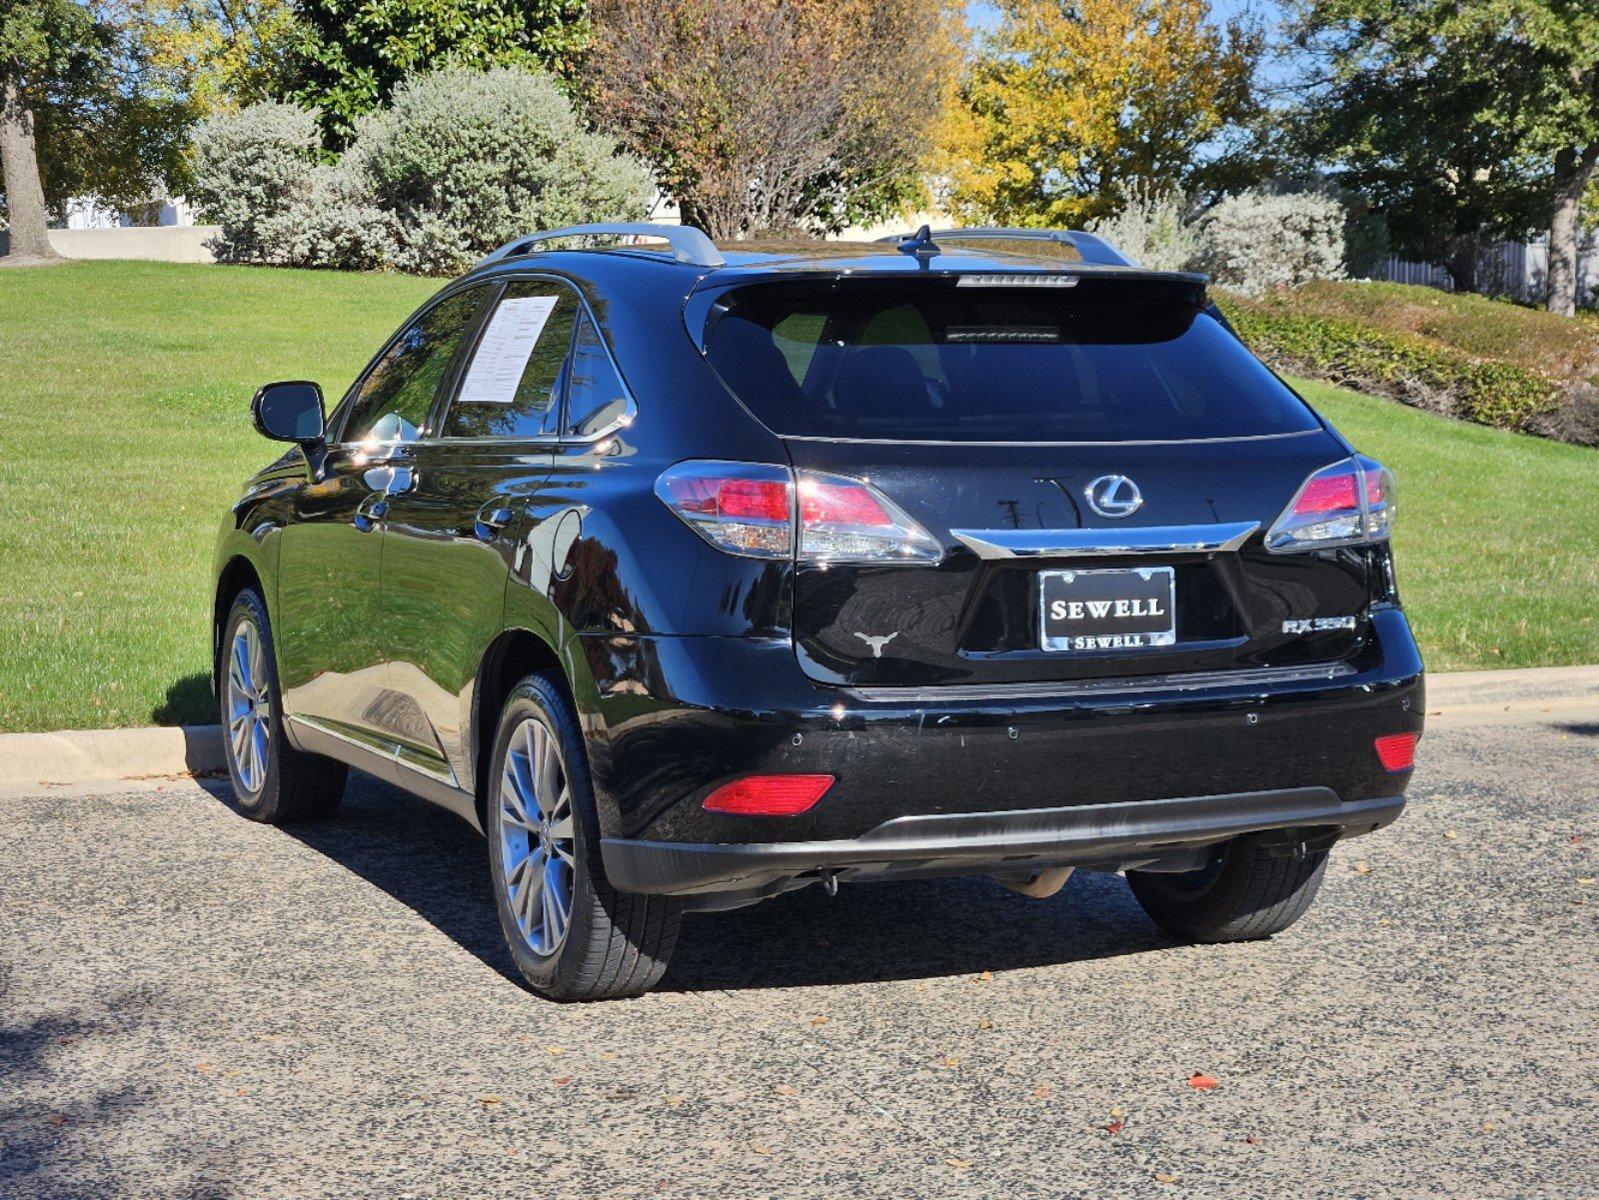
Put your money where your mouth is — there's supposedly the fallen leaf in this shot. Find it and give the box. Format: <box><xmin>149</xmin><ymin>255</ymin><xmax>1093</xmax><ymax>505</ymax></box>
<box><xmin>1104</xmin><ymin>1121</ymin><xmax>1125</xmax><ymax>1135</ymax></box>
<box><xmin>1187</xmin><ymin>1073</ymin><xmax>1219</xmax><ymax>1090</ymax></box>
<box><xmin>1482</xmin><ymin>1121</ymin><xmax>1496</xmax><ymax>1132</ymax></box>
<box><xmin>1032</xmin><ymin>1084</ymin><xmax>1054</xmax><ymax>1100</ymax></box>
<box><xmin>664</xmin><ymin>1094</ymin><xmax>686</xmax><ymax>1106</ymax></box>
<box><xmin>944</xmin><ymin>1158</ymin><xmax>973</xmax><ymax>1170</ymax></box>
<box><xmin>479</xmin><ymin>1096</ymin><xmax>501</xmax><ymax>1106</ymax></box>
<box><xmin>1443</xmin><ymin>830</ymin><xmax>1459</xmax><ymax>840</ymax></box>
<box><xmin>195</xmin><ymin>1062</ymin><xmax>213</xmax><ymax>1073</ymax></box>
<box><xmin>1110</xmin><ymin>1106</ymin><xmax>1125</xmax><ymax>1118</ymax></box>
<box><xmin>978</xmin><ymin>1019</ymin><xmax>995</xmax><ymax>1031</ymax></box>
<box><xmin>48</xmin><ymin>1113</ymin><xmax>68</xmax><ymax>1127</ymax></box>
<box><xmin>773</xmin><ymin>1084</ymin><xmax>798</xmax><ymax>1097</ymax></box>
<box><xmin>1245</xmin><ymin>1135</ymin><xmax>1258</xmax><ymax>1145</ymax></box>
<box><xmin>937</xmin><ymin>1055</ymin><xmax>960</xmax><ymax>1069</ymax></box>
<box><xmin>1577</xmin><ymin>878</ymin><xmax>1597</xmax><ymax>886</ymax></box>
<box><xmin>553</xmin><ymin>1077</ymin><xmax>572</xmax><ymax>1086</ymax></box>
<box><xmin>543</xmin><ymin>1045</ymin><xmax>567</xmax><ymax>1056</ymax></box>
<box><xmin>751</xmin><ymin>1145</ymin><xmax>773</xmax><ymax>1156</ymax></box>
<box><xmin>810</xmin><ymin>1016</ymin><xmax>828</xmax><ymax>1027</ymax></box>
<box><xmin>235</xmin><ymin>1087</ymin><xmax>251</xmax><ymax>1096</ymax></box>
<box><xmin>973</xmin><ymin>970</ymin><xmax>992</xmax><ymax>982</ymax></box>
<box><xmin>1352</xmin><ymin>860</ymin><xmax>1372</xmax><ymax>875</ymax></box>
<box><xmin>1154</xmin><ymin>1173</ymin><xmax>1181</xmax><ymax>1185</ymax></box>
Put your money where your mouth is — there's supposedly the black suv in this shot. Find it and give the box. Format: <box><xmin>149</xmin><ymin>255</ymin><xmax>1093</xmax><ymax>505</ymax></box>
<box><xmin>213</xmin><ymin>223</ymin><xmax>1423</xmax><ymax>1000</ymax></box>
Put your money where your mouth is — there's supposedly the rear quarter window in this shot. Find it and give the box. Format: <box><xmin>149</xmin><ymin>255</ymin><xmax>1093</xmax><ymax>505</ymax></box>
<box><xmin>701</xmin><ymin>278</ymin><xmax>1321</xmax><ymax>443</ymax></box>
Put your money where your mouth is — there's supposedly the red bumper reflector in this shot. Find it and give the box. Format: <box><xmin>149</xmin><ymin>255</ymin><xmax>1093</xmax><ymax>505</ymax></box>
<box><xmin>702</xmin><ymin>774</ymin><xmax>834</xmax><ymax>816</ymax></box>
<box><xmin>1374</xmin><ymin>733</ymin><xmax>1418</xmax><ymax>772</ymax></box>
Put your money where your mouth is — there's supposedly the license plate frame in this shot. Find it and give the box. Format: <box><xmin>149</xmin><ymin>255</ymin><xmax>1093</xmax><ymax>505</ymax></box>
<box><xmin>1038</xmin><ymin>566</ymin><xmax>1177</xmax><ymax>653</ymax></box>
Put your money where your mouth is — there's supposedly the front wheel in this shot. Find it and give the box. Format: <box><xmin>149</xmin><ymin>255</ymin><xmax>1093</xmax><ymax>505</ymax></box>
<box><xmin>1126</xmin><ymin>833</ymin><xmax>1329</xmax><ymax>942</ymax></box>
<box><xmin>486</xmin><ymin>673</ymin><xmax>683</xmax><ymax>1001</ymax></box>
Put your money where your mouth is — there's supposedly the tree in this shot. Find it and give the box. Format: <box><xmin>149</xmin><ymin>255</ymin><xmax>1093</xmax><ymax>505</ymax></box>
<box><xmin>2</xmin><ymin>1</ymin><xmax>195</xmax><ymax>260</ymax></box>
<box><xmin>583</xmin><ymin>0</ymin><xmax>961</xmax><ymax>239</ymax></box>
<box><xmin>942</xmin><ymin>0</ymin><xmax>1261</xmax><ymax>229</ymax></box>
<box><xmin>1287</xmin><ymin>0</ymin><xmax>1599</xmax><ymax>313</ymax></box>
<box><xmin>1</xmin><ymin>0</ymin><xmax>95</xmax><ymax>260</ymax></box>
<box><xmin>109</xmin><ymin>0</ymin><xmax>300</xmax><ymax>115</ymax></box>
<box><xmin>292</xmin><ymin>0</ymin><xmax>588</xmax><ymax>147</ymax></box>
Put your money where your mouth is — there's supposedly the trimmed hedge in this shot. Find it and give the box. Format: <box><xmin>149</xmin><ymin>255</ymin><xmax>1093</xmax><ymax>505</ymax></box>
<box><xmin>1215</xmin><ymin>285</ymin><xmax>1599</xmax><ymax>446</ymax></box>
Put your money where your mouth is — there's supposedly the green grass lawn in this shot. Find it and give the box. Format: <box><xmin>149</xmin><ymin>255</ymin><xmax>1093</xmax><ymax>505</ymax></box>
<box><xmin>0</xmin><ymin>260</ymin><xmax>1595</xmax><ymax>732</ymax></box>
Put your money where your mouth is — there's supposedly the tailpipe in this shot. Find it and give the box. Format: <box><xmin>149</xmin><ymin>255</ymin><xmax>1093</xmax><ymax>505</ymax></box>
<box><xmin>993</xmin><ymin>866</ymin><xmax>1075</xmax><ymax>899</ymax></box>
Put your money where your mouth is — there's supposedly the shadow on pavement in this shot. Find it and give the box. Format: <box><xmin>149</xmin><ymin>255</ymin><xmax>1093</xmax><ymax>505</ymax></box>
<box><xmin>204</xmin><ymin>773</ymin><xmax>1171</xmax><ymax>993</ymax></box>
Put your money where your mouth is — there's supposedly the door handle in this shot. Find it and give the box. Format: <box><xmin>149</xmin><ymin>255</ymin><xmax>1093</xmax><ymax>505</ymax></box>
<box><xmin>474</xmin><ymin>504</ymin><xmax>514</xmax><ymax>541</ymax></box>
<box><xmin>354</xmin><ymin>493</ymin><xmax>389</xmax><ymax>532</ymax></box>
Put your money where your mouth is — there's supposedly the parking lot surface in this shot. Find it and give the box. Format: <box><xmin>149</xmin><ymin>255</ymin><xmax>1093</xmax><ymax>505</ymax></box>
<box><xmin>3</xmin><ymin>691</ymin><xmax>1596</xmax><ymax>1198</ymax></box>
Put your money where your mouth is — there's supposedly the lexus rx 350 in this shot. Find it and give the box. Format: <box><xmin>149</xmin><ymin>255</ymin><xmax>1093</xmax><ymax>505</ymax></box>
<box><xmin>213</xmin><ymin>224</ymin><xmax>1423</xmax><ymax>1000</ymax></box>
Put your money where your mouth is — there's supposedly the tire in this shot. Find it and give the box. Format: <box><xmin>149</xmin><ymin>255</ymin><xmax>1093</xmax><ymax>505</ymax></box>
<box><xmin>486</xmin><ymin>673</ymin><xmax>683</xmax><ymax>1001</ymax></box>
<box><xmin>218</xmin><ymin>589</ymin><xmax>347</xmax><ymax>823</ymax></box>
<box><xmin>1126</xmin><ymin>833</ymin><xmax>1329</xmax><ymax>942</ymax></box>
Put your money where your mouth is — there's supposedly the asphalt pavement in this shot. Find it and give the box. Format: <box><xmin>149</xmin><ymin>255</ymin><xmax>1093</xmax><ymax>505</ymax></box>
<box><xmin>2</xmin><ymin>688</ymin><xmax>1596</xmax><ymax>1199</ymax></box>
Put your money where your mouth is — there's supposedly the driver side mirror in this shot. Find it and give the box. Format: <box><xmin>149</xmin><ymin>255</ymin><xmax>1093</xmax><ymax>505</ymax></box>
<box><xmin>252</xmin><ymin>380</ymin><xmax>326</xmax><ymax>444</ymax></box>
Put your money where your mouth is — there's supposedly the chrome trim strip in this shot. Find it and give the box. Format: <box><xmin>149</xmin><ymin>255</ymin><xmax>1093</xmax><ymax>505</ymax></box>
<box><xmin>951</xmin><ymin>521</ymin><xmax>1260</xmax><ymax>559</ymax></box>
<box><xmin>846</xmin><ymin>661</ymin><xmax>1359</xmax><ymax>705</ymax></box>
<box><xmin>287</xmin><ymin>714</ymin><xmax>459</xmax><ymax>787</ymax></box>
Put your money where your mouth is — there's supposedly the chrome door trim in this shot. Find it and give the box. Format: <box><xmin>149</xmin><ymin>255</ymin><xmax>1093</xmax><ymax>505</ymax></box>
<box><xmin>951</xmin><ymin>521</ymin><xmax>1260</xmax><ymax>559</ymax></box>
<box><xmin>287</xmin><ymin>713</ymin><xmax>460</xmax><ymax>787</ymax></box>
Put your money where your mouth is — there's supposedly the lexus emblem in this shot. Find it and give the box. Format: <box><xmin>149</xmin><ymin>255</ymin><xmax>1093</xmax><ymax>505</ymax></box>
<box><xmin>1085</xmin><ymin>474</ymin><xmax>1144</xmax><ymax>518</ymax></box>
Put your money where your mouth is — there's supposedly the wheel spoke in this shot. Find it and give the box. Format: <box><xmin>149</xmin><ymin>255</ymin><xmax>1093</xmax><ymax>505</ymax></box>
<box><xmin>547</xmin><ymin>812</ymin><xmax>574</xmax><ymax>841</ymax></box>
<box><xmin>499</xmin><ymin>772</ymin><xmax>536</xmax><ymax>830</ymax></box>
<box><xmin>496</xmin><ymin>715</ymin><xmax>578</xmax><ymax>959</ymax></box>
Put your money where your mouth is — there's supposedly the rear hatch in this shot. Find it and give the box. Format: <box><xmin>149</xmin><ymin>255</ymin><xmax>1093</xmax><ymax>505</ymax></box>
<box><xmin>698</xmin><ymin>271</ymin><xmax>1382</xmax><ymax>689</ymax></box>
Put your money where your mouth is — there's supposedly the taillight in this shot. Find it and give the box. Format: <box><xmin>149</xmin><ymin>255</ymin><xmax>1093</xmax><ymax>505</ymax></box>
<box><xmin>1266</xmin><ymin>456</ymin><xmax>1395</xmax><ymax>552</ymax></box>
<box><xmin>702</xmin><ymin>774</ymin><xmax>835</xmax><ymax>816</ymax></box>
<box><xmin>1374</xmin><ymin>732</ymin><xmax>1418</xmax><ymax>772</ymax></box>
<box><xmin>656</xmin><ymin>461</ymin><xmax>942</xmax><ymax>563</ymax></box>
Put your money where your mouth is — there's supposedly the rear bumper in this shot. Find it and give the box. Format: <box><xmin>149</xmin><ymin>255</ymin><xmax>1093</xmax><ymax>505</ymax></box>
<box><xmin>602</xmin><ymin>787</ymin><xmax>1405</xmax><ymax>895</ymax></box>
<box><xmin>581</xmin><ymin>605</ymin><xmax>1424</xmax><ymax>894</ymax></box>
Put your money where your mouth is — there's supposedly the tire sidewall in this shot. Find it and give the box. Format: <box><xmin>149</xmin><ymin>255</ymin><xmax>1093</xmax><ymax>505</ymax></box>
<box><xmin>485</xmin><ymin>675</ymin><xmax>605</xmax><ymax>994</ymax></box>
<box><xmin>219</xmin><ymin>590</ymin><xmax>284</xmax><ymax>821</ymax></box>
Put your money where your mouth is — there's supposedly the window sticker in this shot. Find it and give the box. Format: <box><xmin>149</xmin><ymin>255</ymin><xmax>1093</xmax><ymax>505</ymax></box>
<box><xmin>457</xmin><ymin>295</ymin><xmax>561</xmax><ymax>404</ymax></box>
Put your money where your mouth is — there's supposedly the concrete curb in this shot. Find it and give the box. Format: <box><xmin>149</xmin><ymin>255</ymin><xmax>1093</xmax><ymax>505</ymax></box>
<box><xmin>1</xmin><ymin>665</ymin><xmax>1594</xmax><ymax>792</ymax></box>
<box><xmin>0</xmin><ymin>725</ymin><xmax>224</xmax><ymax>789</ymax></box>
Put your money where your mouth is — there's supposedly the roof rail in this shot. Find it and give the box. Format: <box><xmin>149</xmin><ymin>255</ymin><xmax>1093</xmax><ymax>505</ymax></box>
<box><xmin>474</xmin><ymin>223</ymin><xmax>726</xmax><ymax>271</ymax></box>
<box><xmin>875</xmin><ymin>227</ymin><xmax>1135</xmax><ymax>268</ymax></box>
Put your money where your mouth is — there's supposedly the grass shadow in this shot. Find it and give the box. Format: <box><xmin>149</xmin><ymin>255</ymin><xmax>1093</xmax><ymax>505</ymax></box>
<box><xmin>151</xmin><ymin>672</ymin><xmax>213</xmax><ymax>727</ymax></box>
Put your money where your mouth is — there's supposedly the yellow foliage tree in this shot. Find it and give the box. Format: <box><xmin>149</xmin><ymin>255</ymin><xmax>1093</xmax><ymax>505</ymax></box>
<box><xmin>105</xmin><ymin>0</ymin><xmax>296</xmax><ymax>115</ymax></box>
<box><xmin>942</xmin><ymin>0</ymin><xmax>1260</xmax><ymax>228</ymax></box>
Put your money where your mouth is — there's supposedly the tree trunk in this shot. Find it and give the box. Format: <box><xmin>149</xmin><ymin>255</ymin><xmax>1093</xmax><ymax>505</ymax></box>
<box><xmin>1445</xmin><ymin>238</ymin><xmax>1480</xmax><ymax>295</ymax></box>
<box><xmin>0</xmin><ymin>74</ymin><xmax>57</xmax><ymax>261</ymax></box>
<box><xmin>1546</xmin><ymin>143</ymin><xmax>1599</xmax><ymax>317</ymax></box>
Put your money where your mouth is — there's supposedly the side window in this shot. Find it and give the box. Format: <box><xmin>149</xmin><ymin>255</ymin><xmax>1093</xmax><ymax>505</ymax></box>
<box><xmin>340</xmin><ymin>287</ymin><xmax>487</xmax><ymax>444</ymax></box>
<box><xmin>565</xmin><ymin>311</ymin><xmax>631</xmax><ymax>437</ymax></box>
<box><xmin>442</xmin><ymin>281</ymin><xmax>579</xmax><ymax>439</ymax></box>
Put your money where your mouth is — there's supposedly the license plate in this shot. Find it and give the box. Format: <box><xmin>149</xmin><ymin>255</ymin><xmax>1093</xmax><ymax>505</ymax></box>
<box><xmin>1039</xmin><ymin>566</ymin><xmax>1176</xmax><ymax>652</ymax></box>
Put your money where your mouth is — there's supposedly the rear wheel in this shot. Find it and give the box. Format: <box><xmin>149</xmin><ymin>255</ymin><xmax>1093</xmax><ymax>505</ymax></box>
<box><xmin>219</xmin><ymin>589</ymin><xmax>347</xmax><ymax>823</ymax></box>
<box><xmin>486</xmin><ymin>673</ymin><xmax>683</xmax><ymax>1001</ymax></box>
<box><xmin>1126</xmin><ymin>833</ymin><xmax>1328</xmax><ymax>942</ymax></box>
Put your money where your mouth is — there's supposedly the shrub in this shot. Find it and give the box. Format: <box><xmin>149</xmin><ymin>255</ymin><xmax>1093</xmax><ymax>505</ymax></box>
<box><xmin>1217</xmin><ymin>289</ymin><xmax>1566</xmax><ymax>436</ymax></box>
<box><xmin>350</xmin><ymin>67</ymin><xmax>652</xmax><ymax>275</ymax></box>
<box><xmin>187</xmin><ymin>104</ymin><xmax>322</xmax><ymax>264</ymax></box>
<box><xmin>257</xmin><ymin>164</ymin><xmax>399</xmax><ymax>272</ymax></box>
<box><xmin>1086</xmin><ymin>188</ymin><xmax>1203</xmax><ymax>272</ymax></box>
<box><xmin>1196</xmin><ymin>190</ymin><xmax>1347</xmax><ymax>295</ymax></box>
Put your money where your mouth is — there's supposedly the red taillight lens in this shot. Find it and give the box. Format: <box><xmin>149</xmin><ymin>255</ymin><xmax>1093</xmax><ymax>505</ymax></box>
<box><xmin>702</xmin><ymin>774</ymin><xmax>835</xmax><ymax>816</ymax></box>
<box><xmin>656</xmin><ymin>461</ymin><xmax>943</xmax><ymax>563</ymax></box>
<box><xmin>1374</xmin><ymin>732</ymin><xmax>1418</xmax><ymax>772</ymax></box>
<box><xmin>713</xmin><ymin>478</ymin><xmax>791</xmax><ymax>522</ymax></box>
<box><xmin>1268</xmin><ymin>456</ymin><xmax>1396</xmax><ymax>552</ymax></box>
<box><xmin>799</xmin><ymin>480</ymin><xmax>892</xmax><ymax>527</ymax></box>
<box><xmin>1294</xmin><ymin>472</ymin><xmax>1359</xmax><ymax>516</ymax></box>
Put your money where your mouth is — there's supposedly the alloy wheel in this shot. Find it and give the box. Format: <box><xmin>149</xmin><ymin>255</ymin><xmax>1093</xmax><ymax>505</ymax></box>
<box><xmin>225</xmin><ymin>619</ymin><xmax>271</xmax><ymax>794</ymax></box>
<box><xmin>498</xmin><ymin>716</ymin><xmax>577</xmax><ymax>957</ymax></box>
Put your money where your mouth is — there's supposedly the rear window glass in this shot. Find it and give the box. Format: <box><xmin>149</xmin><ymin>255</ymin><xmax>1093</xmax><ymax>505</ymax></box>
<box><xmin>701</xmin><ymin>279</ymin><xmax>1320</xmax><ymax>442</ymax></box>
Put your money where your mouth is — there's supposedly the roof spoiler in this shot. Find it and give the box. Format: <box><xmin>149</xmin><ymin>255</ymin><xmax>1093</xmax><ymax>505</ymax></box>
<box><xmin>474</xmin><ymin>223</ymin><xmax>726</xmax><ymax>271</ymax></box>
<box><xmin>874</xmin><ymin>227</ymin><xmax>1136</xmax><ymax>268</ymax></box>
